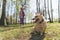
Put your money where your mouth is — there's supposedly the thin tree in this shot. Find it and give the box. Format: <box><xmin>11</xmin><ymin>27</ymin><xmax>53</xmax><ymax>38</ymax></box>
<box><xmin>36</xmin><ymin>0</ymin><xmax>39</xmax><ymax>13</ymax></box>
<box><xmin>44</xmin><ymin>0</ymin><xmax>47</xmax><ymax>20</ymax></box>
<box><xmin>47</xmin><ymin>0</ymin><xmax>51</xmax><ymax>23</ymax></box>
<box><xmin>58</xmin><ymin>0</ymin><xmax>60</xmax><ymax>22</ymax></box>
<box><xmin>0</xmin><ymin>0</ymin><xmax>7</xmax><ymax>26</ymax></box>
<box><xmin>13</xmin><ymin>0</ymin><xmax>20</xmax><ymax>24</ymax></box>
<box><xmin>38</xmin><ymin>0</ymin><xmax>40</xmax><ymax>12</ymax></box>
<box><xmin>16</xmin><ymin>0</ymin><xmax>18</xmax><ymax>24</ymax></box>
<box><xmin>50</xmin><ymin>0</ymin><xmax>53</xmax><ymax>23</ymax></box>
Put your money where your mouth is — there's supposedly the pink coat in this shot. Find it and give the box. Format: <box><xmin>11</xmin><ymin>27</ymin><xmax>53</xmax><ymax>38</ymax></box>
<box><xmin>19</xmin><ymin>10</ymin><xmax>25</xmax><ymax>18</ymax></box>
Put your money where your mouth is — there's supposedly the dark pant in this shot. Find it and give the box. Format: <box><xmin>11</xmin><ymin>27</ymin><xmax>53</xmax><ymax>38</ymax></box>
<box><xmin>20</xmin><ymin>18</ymin><xmax>24</xmax><ymax>25</ymax></box>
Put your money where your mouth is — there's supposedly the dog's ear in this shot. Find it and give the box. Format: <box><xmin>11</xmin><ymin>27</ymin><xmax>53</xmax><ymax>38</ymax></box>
<box><xmin>40</xmin><ymin>12</ymin><xmax>43</xmax><ymax>15</ymax></box>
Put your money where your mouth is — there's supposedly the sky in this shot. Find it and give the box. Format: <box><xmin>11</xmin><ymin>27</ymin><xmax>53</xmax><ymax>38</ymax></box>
<box><xmin>30</xmin><ymin>0</ymin><xmax>58</xmax><ymax>19</ymax></box>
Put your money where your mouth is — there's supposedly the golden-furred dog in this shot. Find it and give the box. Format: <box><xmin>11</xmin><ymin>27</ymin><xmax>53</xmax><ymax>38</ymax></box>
<box><xmin>31</xmin><ymin>12</ymin><xmax>47</xmax><ymax>35</ymax></box>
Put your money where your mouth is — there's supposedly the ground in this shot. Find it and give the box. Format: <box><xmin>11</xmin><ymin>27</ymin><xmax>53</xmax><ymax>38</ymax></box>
<box><xmin>0</xmin><ymin>22</ymin><xmax>60</xmax><ymax>40</ymax></box>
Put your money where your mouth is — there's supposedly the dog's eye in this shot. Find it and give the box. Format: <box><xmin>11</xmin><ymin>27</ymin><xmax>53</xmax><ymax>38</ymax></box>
<box><xmin>35</xmin><ymin>16</ymin><xmax>38</xmax><ymax>18</ymax></box>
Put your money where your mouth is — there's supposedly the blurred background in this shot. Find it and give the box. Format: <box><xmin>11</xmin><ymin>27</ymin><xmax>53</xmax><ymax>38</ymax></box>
<box><xmin>0</xmin><ymin>0</ymin><xmax>59</xmax><ymax>25</ymax></box>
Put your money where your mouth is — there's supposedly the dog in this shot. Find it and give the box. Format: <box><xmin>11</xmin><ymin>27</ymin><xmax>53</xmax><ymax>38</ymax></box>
<box><xmin>30</xmin><ymin>12</ymin><xmax>47</xmax><ymax>40</ymax></box>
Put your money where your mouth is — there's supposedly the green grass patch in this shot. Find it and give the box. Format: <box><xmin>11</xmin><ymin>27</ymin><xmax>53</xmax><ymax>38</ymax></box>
<box><xmin>0</xmin><ymin>23</ymin><xmax>60</xmax><ymax>40</ymax></box>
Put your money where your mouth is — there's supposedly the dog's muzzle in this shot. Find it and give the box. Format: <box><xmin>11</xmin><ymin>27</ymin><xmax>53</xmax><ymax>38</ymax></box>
<box><xmin>32</xmin><ymin>18</ymin><xmax>39</xmax><ymax>23</ymax></box>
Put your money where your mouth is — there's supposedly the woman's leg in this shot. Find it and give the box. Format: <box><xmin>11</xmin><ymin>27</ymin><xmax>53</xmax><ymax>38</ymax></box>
<box><xmin>20</xmin><ymin>18</ymin><xmax>24</xmax><ymax>25</ymax></box>
<box><xmin>22</xmin><ymin>18</ymin><xmax>24</xmax><ymax>25</ymax></box>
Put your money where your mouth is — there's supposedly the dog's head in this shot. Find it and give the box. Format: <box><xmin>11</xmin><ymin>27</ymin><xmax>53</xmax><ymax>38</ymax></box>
<box><xmin>32</xmin><ymin>13</ymin><xmax>44</xmax><ymax>23</ymax></box>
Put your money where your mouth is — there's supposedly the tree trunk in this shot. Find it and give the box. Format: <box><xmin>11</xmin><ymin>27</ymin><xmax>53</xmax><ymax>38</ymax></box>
<box><xmin>50</xmin><ymin>0</ymin><xmax>53</xmax><ymax>23</ymax></box>
<box><xmin>16</xmin><ymin>0</ymin><xmax>18</xmax><ymax>24</ymax></box>
<box><xmin>36</xmin><ymin>0</ymin><xmax>40</xmax><ymax>13</ymax></box>
<box><xmin>38</xmin><ymin>0</ymin><xmax>40</xmax><ymax>12</ymax></box>
<box><xmin>0</xmin><ymin>0</ymin><xmax>7</xmax><ymax>26</ymax></box>
<box><xmin>48</xmin><ymin>10</ymin><xmax>52</xmax><ymax>23</ymax></box>
<box><xmin>58</xmin><ymin>0</ymin><xmax>60</xmax><ymax>22</ymax></box>
<box><xmin>47</xmin><ymin>0</ymin><xmax>52</xmax><ymax>23</ymax></box>
<box><xmin>44</xmin><ymin>0</ymin><xmax>47</xmax><ymax>20</ymax></box>
<box><xmin>36</xmin><ymin>0</ymin><xmax>39</xmax><ymax>13</ymax></box>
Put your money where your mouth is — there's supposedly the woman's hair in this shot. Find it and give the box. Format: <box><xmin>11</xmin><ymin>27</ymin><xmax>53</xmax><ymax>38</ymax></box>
<box><xmin>21</xmin><ymin>8</ymin><xmax>23</xmax><ymax>10</ymax></box>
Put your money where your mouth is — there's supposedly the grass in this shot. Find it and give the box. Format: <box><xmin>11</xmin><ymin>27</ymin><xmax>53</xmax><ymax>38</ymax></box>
<box><xmin>0</xmin><ymin>23</ymin><xmax>60</xmax><ymax>40</ymax></box>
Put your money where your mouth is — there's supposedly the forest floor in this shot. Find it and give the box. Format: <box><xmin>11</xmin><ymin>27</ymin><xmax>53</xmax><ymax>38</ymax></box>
<box><xmin>0</xmin><ymin>22</ymin><xmax>60</xmax><ymax>40</ymax></box>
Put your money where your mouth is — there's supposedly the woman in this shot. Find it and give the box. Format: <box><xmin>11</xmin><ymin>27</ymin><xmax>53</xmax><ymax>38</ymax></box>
<box><xmin>19</xmin><ymin>8</ymin><xmax>25</xmax><ymax>25</ymax></box>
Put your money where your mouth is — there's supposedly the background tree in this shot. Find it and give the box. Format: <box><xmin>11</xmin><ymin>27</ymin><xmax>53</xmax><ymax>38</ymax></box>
<box><xmin>58</xmin><ymin>0</ymin><xmax>60</xmax><ymax>22</ymax></box>
<box><xmin>50</xmin><ymin>0</ymin><xmax>53</xmax><ymax>23</ymax></box>
<box><xmin>44</xmin><ymin>0</ymin><xmax>47</xmax><ymax>20</ymax></box>
<box><xmin>47</xmin><ymin>0</ymin><xmax>51</xmax><ymax>23</ymax></box>
<box><xmin>16</xmin><ymin>0</ymin><xmax>20</xmax><ymax>24</ymax></box>
<box><xmin>13</xmin><ymin>0</ymin><xmax>21</xmax><ymax>24</ymax></box>
<box><xmin>36</xmin><ymin>0</ymin><xmax>40</xmax><ymax>13</ymax></box>
<box><xmin>0</xmin><ymin>0</ymin><xmax>7</xmax><ymax>26</ymax></box>
<box><xmin>36</xmin><ymin>0</ymin><xmax>39</xmax><ymax>13</ymax></box>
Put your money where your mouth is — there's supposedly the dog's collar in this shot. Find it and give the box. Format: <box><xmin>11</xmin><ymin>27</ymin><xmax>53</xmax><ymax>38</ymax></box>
<box><xmin>39</xmin><ymin>19</ymin><xmax>44</xmax><ymax>24</ymax></box>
